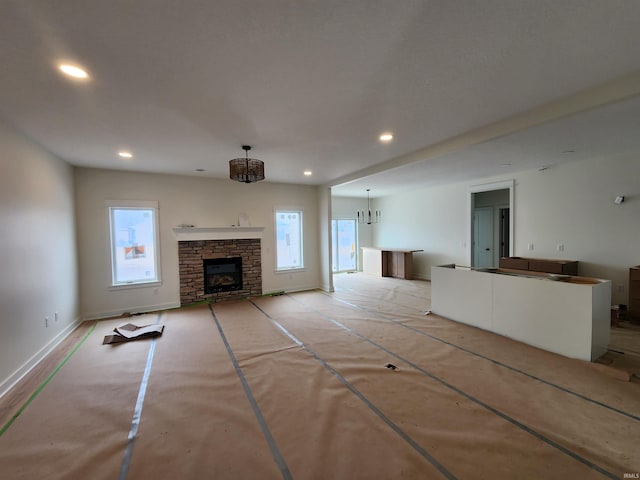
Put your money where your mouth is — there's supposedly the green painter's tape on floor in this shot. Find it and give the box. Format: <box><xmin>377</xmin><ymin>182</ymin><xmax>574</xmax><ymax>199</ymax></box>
<box><xmin>0</xmin><ymin>322</ymin><xmax>97</xmax><ymax>437</ymax></box>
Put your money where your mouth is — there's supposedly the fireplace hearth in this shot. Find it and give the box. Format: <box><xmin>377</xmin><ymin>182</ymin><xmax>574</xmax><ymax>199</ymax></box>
<box><xmin>204</xmin><ymin>257</ymin><xmax>242</xmax><ymax>293</ymax></box>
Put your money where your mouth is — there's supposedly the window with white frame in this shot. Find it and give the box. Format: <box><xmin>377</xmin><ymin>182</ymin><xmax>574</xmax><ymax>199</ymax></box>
<box><xmin>275</xmin><ymin>209</ymin><xmax>303</xmax><ymax>270</ymax></box>
<box><xmin>108</xmin><ymin>201</ymin><xmax>160</xmax><ymax>286</ymax></box>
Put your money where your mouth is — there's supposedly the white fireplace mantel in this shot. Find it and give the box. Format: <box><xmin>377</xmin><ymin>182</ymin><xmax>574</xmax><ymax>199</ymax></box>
<box><xmin>172</xmin><ymin>226</ymin><xmax>264</xmax><ymax>241</ymax></box>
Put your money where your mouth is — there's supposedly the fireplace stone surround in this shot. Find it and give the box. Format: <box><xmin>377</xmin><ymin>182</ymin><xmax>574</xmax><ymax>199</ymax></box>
<box><xmin>178</xmin><ymin>238</ymin><xmax>262</xmax><ymax>305</ymax></box>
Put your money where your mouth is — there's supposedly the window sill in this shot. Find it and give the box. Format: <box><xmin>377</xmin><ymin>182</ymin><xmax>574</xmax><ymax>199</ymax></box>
<box><xmin>109</xmin><ymin>281</ymin><xmax>162</xmax><ymax>291</ymax></box>
<box><xmin>275</xmin><ymin>268</ymin><xmax>306</xmax><ymax>274</ymax></box>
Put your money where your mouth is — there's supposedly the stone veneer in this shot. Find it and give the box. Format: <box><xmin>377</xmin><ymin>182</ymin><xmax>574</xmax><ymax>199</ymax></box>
<box><xmin>178</xmin><ymin>239</ymin><xmax>262</xmax><ymax>305</ymax></box>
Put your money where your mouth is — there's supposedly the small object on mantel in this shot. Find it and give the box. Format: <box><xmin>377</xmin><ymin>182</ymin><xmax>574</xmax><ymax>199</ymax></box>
<box><xmin>177</xmin><ymin>224</ymin><xmax>195</xmax><ymax>228</ymax></box>
<box><xmin>385</xmin><ymin>363</ymin><xmax>398</xmax><ymax>371</ymax></box>
<box><xmin>238</xmin><ymin>213</ymin><xmax>250</xmax><ymax>227</ymax></box>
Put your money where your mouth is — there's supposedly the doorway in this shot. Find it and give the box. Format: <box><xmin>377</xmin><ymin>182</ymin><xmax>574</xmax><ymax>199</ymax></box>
<box><xmin>331</xmin><ymin>219</ymin><xmax>357</xmax><ymax>272</ymax></box>
<box><xmin>469</xmin><ymin>180</ymin><xmax>514</xmax><ymax>268</ymax></box>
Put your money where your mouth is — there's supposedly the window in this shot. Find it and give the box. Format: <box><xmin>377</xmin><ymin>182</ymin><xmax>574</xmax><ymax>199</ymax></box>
<box><xmin>331</xmin><ymin>219</ymin><xmax>357</xmax><ymax>272</ymax></box>
<box><xmin>275</xmin><ymin>209</ymin><xmax>303</xmax><ymax>270</ymax></box>
<box><xmin>108</xmin><ymin>201</ymin><xmax>160</xmax><ymax>286</ymax></box>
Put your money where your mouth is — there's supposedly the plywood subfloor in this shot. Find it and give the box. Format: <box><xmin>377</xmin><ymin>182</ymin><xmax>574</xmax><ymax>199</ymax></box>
<box><xmin>0</xmin><ymin>273</ymin><xmax>638</xmax><ymax>479</ymax></box>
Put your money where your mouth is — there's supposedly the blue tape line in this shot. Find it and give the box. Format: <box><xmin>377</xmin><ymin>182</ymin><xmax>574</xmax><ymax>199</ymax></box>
<box><xmin>330</xmin><ymin>293</ymin><xmax>640</xmax><ymax>422</ymax></box>
<box><xmin>118</xmin><ymin>312</ymin><xmax>162</xmax><ymax>480</ymax></box>
<box><xmin>250</xmin><ymin>300</ymin><xmax>457</xmax><ymax>480</ymax></box>
<box><xmin>208</xmin><ymin>304</ymin><xmax>292</xmax><ymax>480</ymax></box>
<box><xmin>287</xmin><ymin>294</ymin><xmax>619</xmax><ymax>480</ymax></box>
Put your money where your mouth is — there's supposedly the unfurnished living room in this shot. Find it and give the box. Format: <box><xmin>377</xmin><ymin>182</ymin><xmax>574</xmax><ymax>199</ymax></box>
<box><xmin>1</xmin><ymin>2</ymin><xmax>639</xmax><ymax>479</ymax></box>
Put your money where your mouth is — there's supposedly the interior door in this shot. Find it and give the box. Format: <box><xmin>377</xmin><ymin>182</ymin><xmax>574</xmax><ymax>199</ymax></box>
<box><xmin>473</xmin><ymin>207</ymin><xmax>494</xmax><ymax>268</ymax></box>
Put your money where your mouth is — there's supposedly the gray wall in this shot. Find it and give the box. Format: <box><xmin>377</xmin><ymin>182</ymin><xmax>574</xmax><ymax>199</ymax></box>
<box><xmin>0</xmin><ymin>119</ymin><xmax>79</xmax><ymax>393</ymax></box>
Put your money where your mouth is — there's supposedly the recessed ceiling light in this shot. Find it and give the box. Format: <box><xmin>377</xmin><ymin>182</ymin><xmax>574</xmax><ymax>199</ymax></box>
<box><xmin>118</xmin><ymin>151</ymin><xmax>133</xmax><ymax>159</ymax></box>
<box><xmin>58</xmin><ymin>64</ymin><xmax>89</xmax><ymax>79</ymax></box>
<box><xmin>379</xmin><ymin>132</ymin><xmax>394</xmax><ymax>143</ymax></box>
<box><xmin>304</xmin><ymin>170</ymin><xmax>312</xmax><ymax>176</ymax></box>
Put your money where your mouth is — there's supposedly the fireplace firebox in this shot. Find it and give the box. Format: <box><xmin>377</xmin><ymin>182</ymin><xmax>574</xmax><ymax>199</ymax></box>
<box><xmin>203</xmin><ymin>257</ymin><xmax>242</xmax><ymax>293</ymax></box>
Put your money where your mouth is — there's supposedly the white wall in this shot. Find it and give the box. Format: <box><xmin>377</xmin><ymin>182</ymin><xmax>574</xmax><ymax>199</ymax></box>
<box><xmin>317</xmin><ymin>186</ymin><xmax>333</xmax><ymax>292</ymax></box>
<box><xmin>0</xmin><ymin>119</ymin><xmax>79</xmax><ymax>393</ymax></box>
<box><xmin>75</xmin><ymin>168</ymin><xmax>321</xmax><ymax>319</ymax></box>
<box><xmin>375</xmin><ymin>152</ymin><xmax>640</xmax><ymax>304</ymax></box>
<box><xmin>374</xmin><ymin>182</ymin><xmax>469</xmax><ymax>279</ymax></box>
<box><xmin>515</xmin><ymin>153</ymin><xmax>639</xmax><ymax>303</ymax></box>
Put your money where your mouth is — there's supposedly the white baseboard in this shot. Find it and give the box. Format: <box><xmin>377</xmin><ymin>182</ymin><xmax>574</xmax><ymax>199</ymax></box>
<box><xmin>284</xmin><ymin>284</ymin><xmax>321</xmax><ymax>294</ymax></box>
<box><xmin>0</xmin><ymin>317</ymin><xmax>82</xmax><ymax>399</ymax></box>
<box><xmin>262</xmin><ymin>284</ymin><xmax>321</xmax><ymax>296</ymax></box>
<box><xmin>320</xmin><ymin>283</ymin><xmax>334</xmax><ymax>293</ymax></box>
<box><xmin>412</xmin><ymin>272</ymin><xmax>431</xmax><ymax>281</ymax></box>
<box><xmin>82</xmin><ymin>301</ymin><xmax>181</xmax><ymax>321</ymax></box>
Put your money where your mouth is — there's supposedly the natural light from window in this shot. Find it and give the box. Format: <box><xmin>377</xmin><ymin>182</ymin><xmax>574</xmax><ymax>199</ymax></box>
<box><xmin>109</xmin><ymin>203</ymin><xmax>160</xmax><ymax>285</ymax></box>
<box><xmin>331</xmin><ymin>219</ymin><xmax>357</xmax><ymax>272</ymax></box>
<box><xmin>275</xmin><ymin>210</ymin><xmax>303</xmax><ymax>270</ymax></box>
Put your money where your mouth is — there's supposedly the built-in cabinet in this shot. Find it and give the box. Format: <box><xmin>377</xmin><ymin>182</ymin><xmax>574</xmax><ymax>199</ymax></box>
<box><xmin>361</xmin><ymin>247</ymin><xmax>423</xmax><ymax>279</ymax></box>
<box><xmin>499</xmin><ymin>257</ymin><xmax>578</xmax><ymax>275</ymax></box>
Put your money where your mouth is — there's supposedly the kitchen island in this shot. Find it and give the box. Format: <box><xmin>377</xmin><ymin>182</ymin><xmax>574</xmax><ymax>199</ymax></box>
<box><xmin>431</xmin><ymin>265</ymin><xmax>611</xmax><ymax>361</ymax></box>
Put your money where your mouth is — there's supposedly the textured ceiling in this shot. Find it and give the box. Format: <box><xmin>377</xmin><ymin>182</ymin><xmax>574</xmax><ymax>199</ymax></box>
<box><xmin>2</xmin><ymin>1</ymin><xmax>640</xmax><ymax>198</ymax></box>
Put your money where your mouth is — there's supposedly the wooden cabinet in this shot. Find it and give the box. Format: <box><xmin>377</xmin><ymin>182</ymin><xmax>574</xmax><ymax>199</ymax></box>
<box><xmin>528</xmin><ymin>259</ymin><xmax>578</xmax><ymax>275</ymax></box>
<box><xmin>361</xmin><ymin>247</ymin><xmax>423</xmax><ymax>279</ymax></box>
<box><xmin>630</xmin><ymin>266</ymin><xmax>640</xmax><ymax>321</ymax></box>
<box><xmin>390</xmin><ymin>251</ymin><xmax>413</xmax><ymax>279</ymax></box>
<box><xmin>499</xmin><ymin>257</ymin><xmax>578</xmax><ymax>275</ymax></box>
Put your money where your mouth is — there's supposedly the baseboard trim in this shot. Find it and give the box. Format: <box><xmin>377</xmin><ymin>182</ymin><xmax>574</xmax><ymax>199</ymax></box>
<box><xmin>262</xmin><ymin>284</ymin><xmax>320</xmax><ymax>296</ymax></box>
<box><xmin>0</xmin><ymin>317</ymin><xmax>82</xmax><ymax>399</ymax></box>
<box><xmin>412</xmin><ymin>272</ymin><xmax>431</xmax><ymax>281</ymax></box>
<box><xmin>82</xmin><ymin>302</ymin><xmax>181</xmax><ymax>321</ymax></box>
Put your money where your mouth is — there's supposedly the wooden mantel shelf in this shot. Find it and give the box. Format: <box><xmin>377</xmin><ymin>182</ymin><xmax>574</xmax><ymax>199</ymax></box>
<box><xmin>172</xmin><ymin>226</ymin><xmax>264</xmax><ymax>241</ymax></box>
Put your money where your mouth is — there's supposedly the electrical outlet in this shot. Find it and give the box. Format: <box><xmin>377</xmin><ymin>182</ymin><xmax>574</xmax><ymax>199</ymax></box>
<box><xmin>527</xmin><ymin>243</ymin><xmax>534</xmax><ymax>251</ymax></box>
<box><xmin>617</xmin><ymin>284</ymin><xmax>625</xmax><ymax>293</ymax></box>
<box><xmin>45</xmin><ymin>316</ymin><xmax>49</xmax><ymax>328</ymax></box>
<box><xmin>557</xmin><ymin>244</ymin><xmax>564</xmax><ymax>252</ymax></box>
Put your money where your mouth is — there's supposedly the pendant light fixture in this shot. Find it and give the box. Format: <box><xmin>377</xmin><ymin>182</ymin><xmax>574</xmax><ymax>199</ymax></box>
<box><xmin>229</xmin><ymin>145</ymin><xmax>265</xmax><ymax>183</ymax></box>
<box><xmin>357</xmin><ymin>189</ymin><xmax>380</xmax><ymax>224</ymax></box>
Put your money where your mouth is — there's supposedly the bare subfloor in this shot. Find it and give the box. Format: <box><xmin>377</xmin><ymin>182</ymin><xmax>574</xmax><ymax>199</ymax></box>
<box><xmin>1</xmin><ymin>273</ymin><xmax>638</xmax><ymax>479</ymax></box>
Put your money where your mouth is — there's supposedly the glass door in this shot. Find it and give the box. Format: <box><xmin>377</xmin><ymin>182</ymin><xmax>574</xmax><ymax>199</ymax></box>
<box><xmin>332</xmin><ymin>219</ymin><xmax>357</xmax><ymax>272</ymax></box>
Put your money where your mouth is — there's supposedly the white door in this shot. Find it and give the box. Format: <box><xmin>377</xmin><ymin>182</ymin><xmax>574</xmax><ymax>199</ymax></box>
<box><xmin>473</xmin><ymin>207</ymin><xmax>494</xmax><ymax>268</ymax></box>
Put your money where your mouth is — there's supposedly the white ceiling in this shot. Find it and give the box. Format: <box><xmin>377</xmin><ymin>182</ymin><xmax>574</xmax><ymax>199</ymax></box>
<box><xmin>2</xmin><ymin>1</ymin><xmax>640</xmax><ymax>198</ymax></box>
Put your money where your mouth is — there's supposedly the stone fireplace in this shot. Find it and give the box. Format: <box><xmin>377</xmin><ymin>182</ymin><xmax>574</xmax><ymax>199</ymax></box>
<box><xmin>175</xmin><ymin>227</ymin><xmax>263</xmax><ymax>305</ymax></box>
